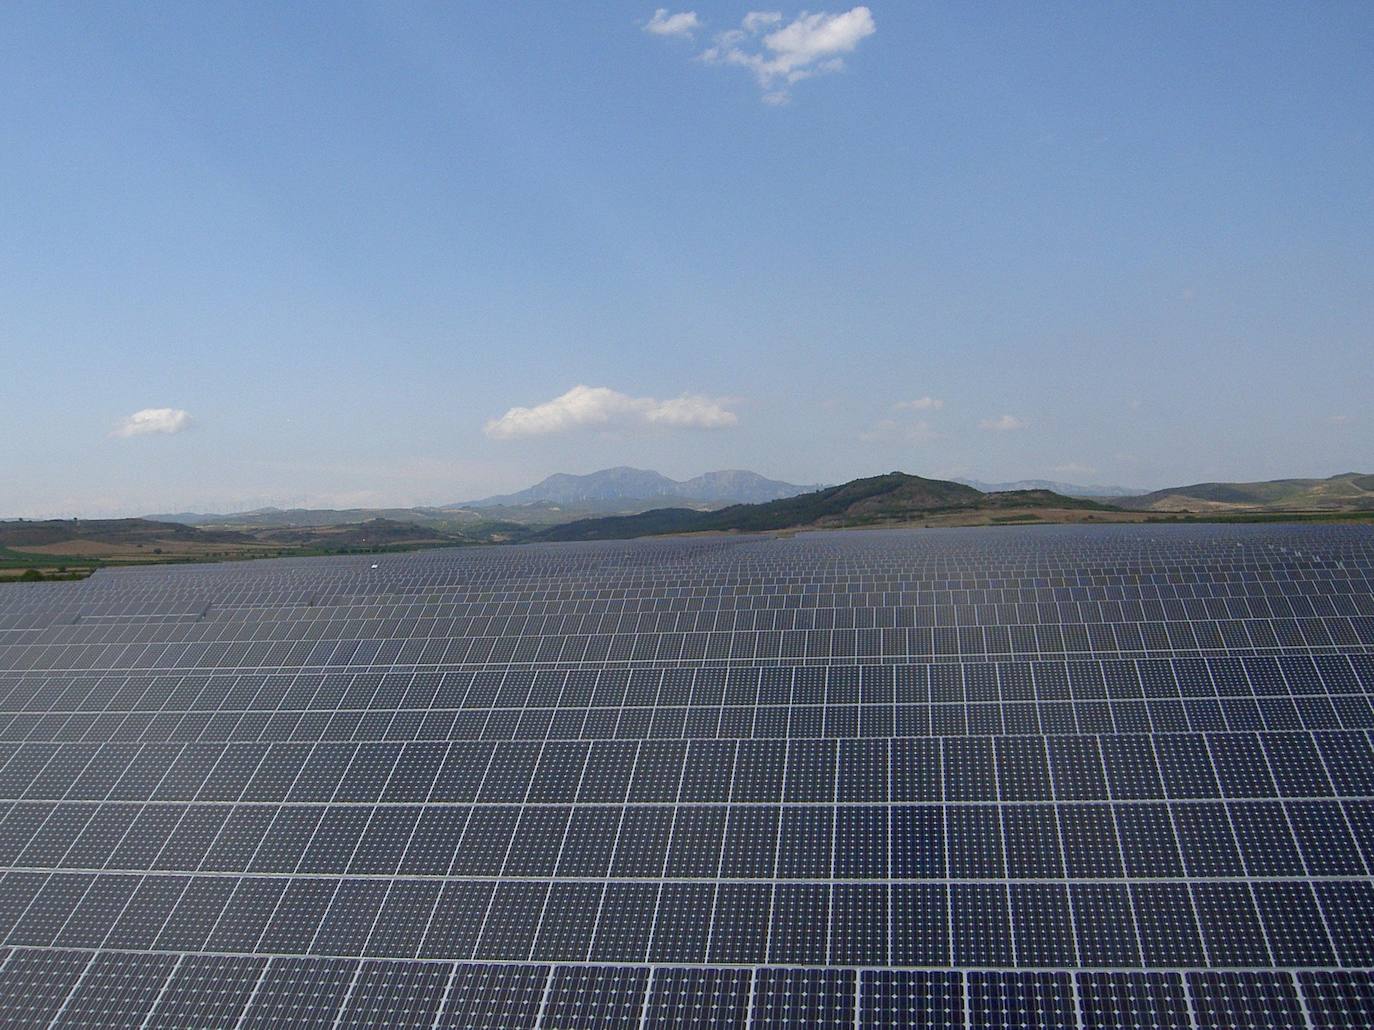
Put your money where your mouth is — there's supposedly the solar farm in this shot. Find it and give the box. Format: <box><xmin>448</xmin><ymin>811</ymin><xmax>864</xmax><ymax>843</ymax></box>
<box><xmin>1</xmin><ymin>522</ymin><xmax>1372</xmax><ymax>1028</ymax></box>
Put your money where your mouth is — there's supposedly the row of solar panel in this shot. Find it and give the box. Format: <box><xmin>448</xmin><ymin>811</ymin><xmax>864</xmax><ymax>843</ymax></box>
<box><xmin>28</xmin><ymin>534</ymin><xmax>1368</xmax><ymax>575</ymax></box>
<box><xmin>4</xmin><ymin>731</ymin><xmax>1372</xmax><ymax>805</ymax></box>
<box><xmin>33</xmin><ymin>559</ymin><xmax>1372</xmax><ymax>590</ymax></box>
<box><xmin>21</xmin><ymin>587</ymin><xmax>1363</xmax><ymax>625</ymax></box>
<box><xmin>6</xmin><ymin>544</ymin><xmax>1363</xmax><ymax>634</ymax></box>
<box><xmin>5</xmin><ymin>797</ymin><xmax>1372</xmax><ymax>880</ymax></box>
<box><xmin>26</xmin><ymin>591</ymin><xmax>1374</xmax><ymax>646</ymax></box>
<box><xmin>2</xmin><ymin>874</ymin><xmax>1373</xmax><ymax>969</ymax></box>
<box><xmin>7</xmin><ymin>619</ymin><xmax>1374</xmax><ymax>671</ymax></box>
<box><xmin>114</xmin><ymin>592</ymin><xmax>1374</xmax><ymax>633</ymax></box>
<box><xmin>8</xmin><ymin>695</ymin><xmax>1374</xmax><ymax>748</ymax></box>
<box><xmin>28</xmin><ymin>558</ymin><xmax>1362</xmax><ymax>591</ymax></box>
<box><xmin>68</xmin><ymin>565</ymin><xmax>1370</xmax><ymax>597</ymax></box>
<box><xmin>15</xmin><ymin>583</ymin><xmax>1365</xmax><ymax>638</ymax></box>
<box><xmin>29</xmin><ymin>559</ymin><xmax>1368</xmax><ymax>594</ymax></box>
<box><xmin>19</xmin><ymin>559</ymin><xmax>1366</xmax><ymax>609</ymax></box>
<box><xmin>6</xmin><ymin>653</ymin><xmax>1372</xmax><ymax>712</ymax></box>
<box><xmin>174</xmin><ymin>573</ymin><xmax>1374</xmax><ymax>602</ymax></box>
<box><xmin>50</xmin><ymin>575</ymin><xmax>1346</xmax><ymax>611</ymax></box>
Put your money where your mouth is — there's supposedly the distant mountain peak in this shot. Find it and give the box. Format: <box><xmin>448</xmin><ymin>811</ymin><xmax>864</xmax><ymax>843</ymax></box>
<box><xmin>452</xmin><ymin>468</ymin><xmax>819</xmax><ymax>509</ymax></box>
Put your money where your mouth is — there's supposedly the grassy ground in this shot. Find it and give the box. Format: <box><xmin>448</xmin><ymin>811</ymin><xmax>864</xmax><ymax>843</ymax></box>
<box><xmin>0</xmin><ymin>538</ymin><xmax>480</xmax><ymax>582</ymax></box>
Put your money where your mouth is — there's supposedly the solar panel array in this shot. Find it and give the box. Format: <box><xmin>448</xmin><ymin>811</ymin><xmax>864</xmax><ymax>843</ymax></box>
<box><xmin>0</xmin><ymin>523</ymin><xmax>1372</xmax><ymax>1028</ymax></box>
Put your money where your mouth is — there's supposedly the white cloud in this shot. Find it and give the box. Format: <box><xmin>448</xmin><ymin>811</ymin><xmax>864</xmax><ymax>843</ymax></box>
<box><xmin>484</xmin><ymin>385</ymin><xmax>738</xmax><ymax>439</ymax></box>
<box><xmin>863</xmin><ymin>395</ymin><xmax>944</xmax><ymax>443</ymax></box>
<box><xmin>697</xmin><ymin>6</ymin><xmax>875</xmax><ymax>103</ymax></box>
<box><xmin>644</xmin><ymin>8</ymin><xmax>701</xmax><ymax>38</ymax></box>
<box><xmin>979</xmin><ymin>414</ymin><xmax>1029</xmax><ymax>432</ymax></box>
<box><xmin>111</xmin><ymin>408</ymin><xmax>193</xmax><ymax>438</ymax></box>
<box><xmin>894</xmin><ymin>396</ymin><xmax>943</xmax><ymax>412</ymax></box>
<box><xmin>861</xmin><ymin>418</ymin><xmax>939</xmax><ymax>445</ymax></box>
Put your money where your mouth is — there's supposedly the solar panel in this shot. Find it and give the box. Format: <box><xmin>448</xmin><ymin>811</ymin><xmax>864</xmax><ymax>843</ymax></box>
<box><xmin>0</xmin><ymin>523</ymin><xmax>1372</xmax><ymax>1026</ymax></box>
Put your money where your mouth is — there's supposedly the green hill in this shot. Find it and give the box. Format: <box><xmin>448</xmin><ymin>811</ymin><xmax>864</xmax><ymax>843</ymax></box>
<box><xmin>254</xmin><ymin>518</ymin><xmax>462</xmax><ymax>548</ymax></box>
<box><xmin>0</xmin><ymin>515</ymin><xmax>522</xmax><ymax>576</ymax></box>
<box><xmin>0</xmin><ymin>518</ymin><xmax>250</xmax><ymax>548</ymax></box>
<box><xmin>536</xmin><ymin>473</ymin><xmax>1113</xmax><ymax>542</ymax></box>
<box><xmin>1118</xmin><ymin>472</ymin><xmax>1374</xmax><ymax>512</ymax></box>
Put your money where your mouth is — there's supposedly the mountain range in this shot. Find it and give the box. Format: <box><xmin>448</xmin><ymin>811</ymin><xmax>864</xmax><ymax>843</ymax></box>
<box><xmin>138</xmin><ymin>468</ymin><xmax>1374</xmax><ymax>533</ymax></box>
<box><xmin>454</xmin><ymin>467</ymin><xmax>818</xmax><ymax>508</ymax></box>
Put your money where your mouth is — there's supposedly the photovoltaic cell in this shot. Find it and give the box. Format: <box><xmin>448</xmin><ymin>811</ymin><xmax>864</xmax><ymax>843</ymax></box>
<box><xmin>0</xmin><ymin>522</ymin><xmax>1372</xmax><ymax>1026</ymax></box>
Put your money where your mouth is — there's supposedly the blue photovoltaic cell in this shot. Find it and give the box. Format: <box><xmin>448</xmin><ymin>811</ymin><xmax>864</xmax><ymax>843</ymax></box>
<box><xmin>0</xmin><ymin>523</ymin><xmax>1371</xmax><ymax>1026</ymax></box>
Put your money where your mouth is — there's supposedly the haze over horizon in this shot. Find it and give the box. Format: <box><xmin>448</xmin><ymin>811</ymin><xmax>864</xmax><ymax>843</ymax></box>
<box><xmin>4</xmin><ymin>4</ymin><xmax>1372</xmax><ymax>518</ymax></box>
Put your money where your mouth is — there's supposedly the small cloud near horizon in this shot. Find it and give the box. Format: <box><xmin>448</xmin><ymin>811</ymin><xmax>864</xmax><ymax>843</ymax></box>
<box><xmin>979</xmin><ymin>414</ymin><xmax>1029</xmax><ymax>432</ymax></box>
<box><xmin>894</xmin><ymin>396</ymin><xmax>943</xmax><ymax>412</ymax></box>
<box><xmin>485</xmin><ymin>384</ymin><xmax>738</xmax><ymax>439</ymax></box>
<box><xmin>111</xmin><ymin>408</ymin><xmax>193</xmax><ymax>438</ymax></box>
<box><xmin>860</xmin><ymin>418</ymin><xmax>939</xmax><ymax>445</ymax></box>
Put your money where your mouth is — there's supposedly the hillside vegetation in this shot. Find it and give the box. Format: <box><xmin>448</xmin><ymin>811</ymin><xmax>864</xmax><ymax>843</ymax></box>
<box><xmin>0</xmin><ymin>518</ymin><xmax>250</xmax><ymax>549</ymax></box>
<box><xmin>537</xmin><ymin>474</ymin><xmax>1114</xmax><ymax>542</ymax></box>
<box><xmin>0</xmin><ymin>516</ymin><xmax>508</xmax><ymax>579</ymax></box>
<box><xmin>1117</xmin><ymin>472</ymin><xmax>1374</xmax><ymax>512</ymax></box>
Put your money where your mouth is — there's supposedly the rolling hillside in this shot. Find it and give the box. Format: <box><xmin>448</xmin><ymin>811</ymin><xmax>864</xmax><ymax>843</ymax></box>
<box><xmin>0</xmin><ymin>518</ymin><xmax>250</xmax><ymax>549</ymax></box>
<box><xmin>1117</xmin><ymin>472</ymin><xmax>1374</xmax><ymax>511</ymax></box>
<box><xmin>536</xmin><ymin>473</ymin><xmax>1114</xmax><ymax>542</ymax></box>
<box><xmin>0</xmin><ymin>516</ymin><xmax>511</xmax><ymax>577</ymax></box>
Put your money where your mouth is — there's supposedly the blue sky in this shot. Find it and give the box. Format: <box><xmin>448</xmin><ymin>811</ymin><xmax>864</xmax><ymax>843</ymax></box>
<box><xmin>3</xmin><ymin>3</ymin><xmax>1371</xmax><ymax>516</ymax></box>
